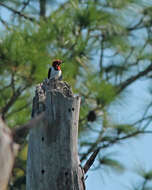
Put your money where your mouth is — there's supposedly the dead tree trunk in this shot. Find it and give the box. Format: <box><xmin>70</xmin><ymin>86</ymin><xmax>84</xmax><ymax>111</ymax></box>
<box><xmin>26</xmin><ymin>79</ymin><xmax>85</xmax><ymax>190</ymax></box>
<box><xmin>0</xmin><ymin>117</ymin><xmax>19</xmax><ymax>190</ymax></box>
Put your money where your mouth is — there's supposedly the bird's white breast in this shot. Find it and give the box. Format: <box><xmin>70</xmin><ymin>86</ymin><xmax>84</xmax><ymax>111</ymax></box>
<box><xmin>49</xmin><ymin>67</ymin><xmax>62</xmax><ymax>79</ymax></box>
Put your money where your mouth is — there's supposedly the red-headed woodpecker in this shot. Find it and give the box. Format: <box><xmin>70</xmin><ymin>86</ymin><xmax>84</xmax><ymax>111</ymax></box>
<box><xmin>48</xmin><ymin>59</ymin><xmax>63</xmax><ymax>80</ymax></box>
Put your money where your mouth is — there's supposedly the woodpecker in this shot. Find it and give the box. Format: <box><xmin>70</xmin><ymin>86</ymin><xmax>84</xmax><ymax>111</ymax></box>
<box><xmin>48</xmin><ymin>59</ymin><xmax>63</xmax><ymax>80</ymax></box>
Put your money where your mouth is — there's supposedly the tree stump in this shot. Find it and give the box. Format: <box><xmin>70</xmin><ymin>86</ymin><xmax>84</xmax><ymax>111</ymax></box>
<box><xmin>26</xmin><ymin>79</ymin><xmax>85</xmax><ymax>190</ymax></box>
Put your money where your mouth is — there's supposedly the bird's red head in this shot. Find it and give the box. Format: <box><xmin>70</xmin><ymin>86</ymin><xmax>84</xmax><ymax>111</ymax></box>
<box><xmin>52</xmin><ymin>59</ymin><xmax>63</xmax><ymax>70</ymax></box>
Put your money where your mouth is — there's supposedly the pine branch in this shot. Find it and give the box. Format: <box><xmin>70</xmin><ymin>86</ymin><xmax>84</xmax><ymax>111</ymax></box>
<box><xmin>1</xmin><ymin>86</ymin><xmax>27</xmax><ymax>119</ymax></box>
<box><xmin>83</xmin><ymin>148</ymin><xmax>100</xmax><ymax>174</ymax></box>
<box><xmin>0</xmin><ymin>2</ymin><xmax>35</xmax><ymax>22</ymax></box>
<box><xmin>39</xmin><ymin>0</ymin><xmax>46</xmax><ymax>18</ymax></box>
<box><xmin>6</xmin><ymin>102</ymin><xmax>31</xmax><ymax>119</ymax></box>
<box><xmin>127</xmin><ymin>17</ymin><xmax>144</xmax><ymax>31</ymax></box>
<box><xmin>13</xmin><ymin>112</ymin><xmax>45</xmax><ymax>143</ymax></box>
<box><xmin>99</xmin><ymin>36</ymin><xmax>104</xmax><ymax>75</ymax></box>
<box><xmin>118</xmin><ymin>63</ymin><xmax>152</xmax><ymax>93</ymax></box>
<box><xmin>141</xmin><ymin>179</ymin><xmax>147</xmax><ymax>190</ymax></box>
<box><xmin>81</xmin><ymin>130</ymin><xmax>152</xmax><ymax>162</ymax></box>
<box><xmin>20</xmin><ymin>0</ymin><xmax>31</xmax><ymax>12</ymax></box>
<box><xmin>0</xmin><ymin>17</ymin><xmax>10</xmax><ymax>29</ymax></box>
<box><xmin>99</xmin><ymin>130</ymin><xmax>152</xmax><ymax>150</ymax></box>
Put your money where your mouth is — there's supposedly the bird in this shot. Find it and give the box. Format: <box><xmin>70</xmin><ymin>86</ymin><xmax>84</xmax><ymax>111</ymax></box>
<box><xmin>48</xmin><ymin>59</ymin><xmax>63</xmax><ymax>80</ymax></box>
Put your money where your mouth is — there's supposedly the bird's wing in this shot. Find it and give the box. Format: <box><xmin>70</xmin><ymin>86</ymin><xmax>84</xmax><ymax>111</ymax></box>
<box><xmin>48</xmin><ymin>67</ymin><xmax>52</xmax><ymax>79</ymax></box>
<box><xmin>58</xmin><ymin>74</ymin><xmax>62</xmax><ymax>80</ymax></box>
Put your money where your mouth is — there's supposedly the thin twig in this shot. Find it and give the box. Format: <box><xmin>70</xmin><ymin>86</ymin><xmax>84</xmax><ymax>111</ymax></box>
<box><xmin>0</xmin><ymin>17</ymin><xmax>10</xmax><ymax>29</ymax></box>
<box><xmin>80</xmin><ymin>130</ymin><xmax>152</xmax><ymax>162</ymax></box>
<box><xmin>99</xmin><ymin>36</ymin><xmax>104</xmax><ymax>76</ymax></box>
<box><xmin>118</xmin><ymin>63</ymin><xmax>152</xmax><ymax>93</ymax></box>
<box><xmin>20</xmin><ymin>0</ymin><xmax>31</xmax><ymax>12</ymax></box>
<box><xmin>13</xmin><ymin>112</ymin><xmax>45</xmax><ymax>143</ymax></box>
<box><xmin>83</xmin><ymin>148</ymin><xmax>100</xmax><ymax>174</ymax></box>
<box><xmin>1</xmin><ymin>86</ymin><xmax>27</xmax><ymax>119</ymax></box>
<box><xmin>127</xmin><ymin>17</ymin><xmax>144</xmax><ymax>31</ymax></box>
<box><xmin>0</xmin><ymin>2</ymin><xmax>35</xmax><ymax>22</ymax></box>
<box><xmin>6</xmin><ymin>102</ymin><xmax>31</xmax><ymax>119</ymax></box>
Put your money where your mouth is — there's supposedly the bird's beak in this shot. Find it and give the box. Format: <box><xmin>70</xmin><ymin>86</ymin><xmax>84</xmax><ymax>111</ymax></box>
<box><xmin>59</xmin><ymin>61</ymin><xmax>63</xmax><ymax>66</ymax></box>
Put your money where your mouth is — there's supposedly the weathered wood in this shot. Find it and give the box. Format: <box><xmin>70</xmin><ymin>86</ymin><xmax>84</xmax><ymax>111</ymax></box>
<box><xmin>26</xmin><ymin>79</ymin><xmax>85</xmax><ymax>190</ymax></box>
<box><xmin>0</xmin><ymin>117</ymin><xmax>19</xmax><ymax>190</ymax></box>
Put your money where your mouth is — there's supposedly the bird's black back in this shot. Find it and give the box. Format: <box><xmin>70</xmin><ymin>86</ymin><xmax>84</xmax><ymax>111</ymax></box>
<box><xmin>48</xmin><ymin>67</ymin><xmax>52</xmax><ymax>79</ymax></box>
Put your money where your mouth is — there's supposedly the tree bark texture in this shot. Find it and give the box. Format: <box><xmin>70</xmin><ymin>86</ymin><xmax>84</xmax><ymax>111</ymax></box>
<box><xmin>26</xmin><ymin>79</ymin><xmax>85</xmax><ymax>190</ymax></box>
<box><xmin>0</xmin><ymin>117</ymin><xmax>19</xmax><ymax>190</ymax></box>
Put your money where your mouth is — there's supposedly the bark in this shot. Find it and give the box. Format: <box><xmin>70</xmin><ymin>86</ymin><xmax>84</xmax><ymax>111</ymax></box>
<box><xmin>0</xmin><ymin>117</ymin><xmax>19</xmax><ymax>190</ymax></box>
<box><xmin>26</xmin><ymin>79</ymin><xmax>85</xmax><ymax>190</ymax></box>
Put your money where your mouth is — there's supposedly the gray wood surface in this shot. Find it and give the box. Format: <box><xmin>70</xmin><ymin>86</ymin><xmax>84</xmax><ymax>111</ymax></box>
<box><xmin>26</xmin><ymin>79</ymin><xmax>85</xmax><ymax>190</ymax></box>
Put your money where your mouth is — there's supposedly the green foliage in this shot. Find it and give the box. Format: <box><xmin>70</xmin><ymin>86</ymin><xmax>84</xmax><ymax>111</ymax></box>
<box><xmin>113</xmin><ymin>124</ymin><xmax>137</xmax><ymax>134</ymax></box>
<box><xmin>137</xmin><ymin>168</ymin><xmax>152</xmax><ymax>181</ymax></box>
<box><xmin>128</xmin><ymin>168</ymin><xmax>152</xmax><ymax>190</ymax></box>
<box><xmin>78</xmin><ymin>72</ymin><xmax>117</xmax><ymax>106</ymax></box>
<box><xmin>1</xmin><ymin>25</ymin><xmax>50</xmax><ymax>80</ymax></box>
<box><xmin>107</xmin><ymin>0</ymin><xmax>143</xmax><ymax>9</ymax></box>
<box><xmin>143</xmin><ymin>6</ymin><xmax>152</xmax><ymax>17</ymax></box>
<box><xmin>99</xmin><ymin>152</ymin><xmax>124</xmax><ymax>174</ymax></box>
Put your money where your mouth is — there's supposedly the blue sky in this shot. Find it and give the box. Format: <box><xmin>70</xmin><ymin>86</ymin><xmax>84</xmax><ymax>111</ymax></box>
<box><xmin>86</xmin><ymin>79</ymin><xmax>152</xmax><ymax>189</ymax></box>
